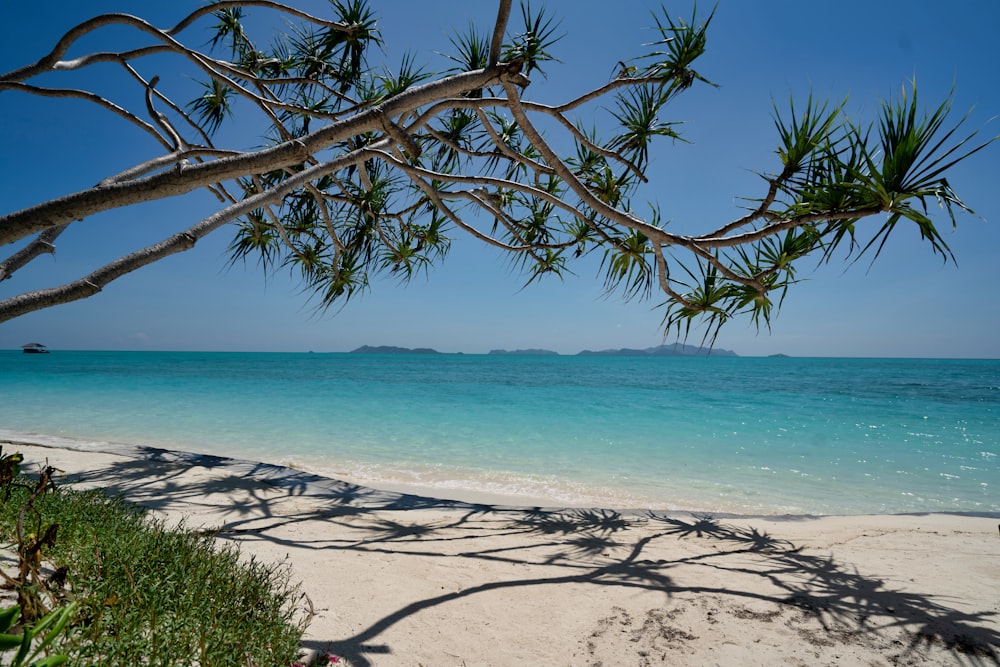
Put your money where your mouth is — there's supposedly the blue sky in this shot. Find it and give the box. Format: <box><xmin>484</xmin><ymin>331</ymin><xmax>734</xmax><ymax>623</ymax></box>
<box><xmin>1</xmin><ymin>0</ymin><xmax>998</xmax><ymax>357</ymax></box>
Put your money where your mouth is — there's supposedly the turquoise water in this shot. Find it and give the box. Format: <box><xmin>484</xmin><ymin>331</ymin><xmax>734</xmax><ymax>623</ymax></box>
<box><xmin>0</xmin><ymin>351</ymin><xmax>997</xmax><ymax>515</ymax></box>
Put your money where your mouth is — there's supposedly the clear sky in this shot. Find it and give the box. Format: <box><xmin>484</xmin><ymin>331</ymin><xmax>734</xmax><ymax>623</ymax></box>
<box><xmin>1</xmin><ymin>0</ymin><xmax>998</xmax><ymax>357</ymax></box>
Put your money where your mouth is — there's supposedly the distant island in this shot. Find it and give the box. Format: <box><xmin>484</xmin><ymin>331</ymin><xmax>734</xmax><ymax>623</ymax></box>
<box><xmin>350</xmin><ymin>345</ymin><xmax>441</xmax><ymax>355</ymax></box>
<box><xmin>577</xmin><ymin>343</ymin><xmax>737</xmax><ymax>357</ymax></box>
<box><xmin>349</xmin><ymin>343</ymin><xmax>737</xmax><ymax>356</ymax></box>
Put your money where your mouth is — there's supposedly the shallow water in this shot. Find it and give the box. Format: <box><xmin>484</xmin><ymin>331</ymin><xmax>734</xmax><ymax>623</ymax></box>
<box><xmin>1</xmin><ymin>351</ymin><xmax>997</xmax><ymax>514</ymax></box>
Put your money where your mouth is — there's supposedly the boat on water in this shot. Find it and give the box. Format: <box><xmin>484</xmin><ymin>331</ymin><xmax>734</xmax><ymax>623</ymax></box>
<box><xmin>21</xmin><ymin>343</ymin><xmax>49</xmax><ymax>354</ymax></box>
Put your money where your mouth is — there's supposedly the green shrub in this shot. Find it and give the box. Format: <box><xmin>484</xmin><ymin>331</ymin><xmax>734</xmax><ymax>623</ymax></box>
<box><xmin>0</xmin><ymin>472</ymin><xmax>308</xmax><ymax>666</ymax></box>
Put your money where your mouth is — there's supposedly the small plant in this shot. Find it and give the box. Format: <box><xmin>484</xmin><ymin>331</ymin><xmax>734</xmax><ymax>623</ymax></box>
<box><xmin>0</xmin><ymin>448</ymin><xmax>24</xmax><ymax>497</ymax></box>
<box><xmin>0</xmin><ymin>602</ymin><xmax>76</xmax><ymax>667</ymax></box>
<box><xmin>0</xmin><ymin>455</ymin><xmax>310</xmax><ymax>666</ymax></box>
<box><xmin>0</xmin><ymin>451</ymin><xmax>63</xmax><ymax>625</ymax></box>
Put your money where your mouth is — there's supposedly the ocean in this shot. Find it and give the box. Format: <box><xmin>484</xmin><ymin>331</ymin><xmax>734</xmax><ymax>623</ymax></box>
<box><xmin>0</xmin><ymin>351</ymin><xmax>996</xmax><ymax>515</ymax></box>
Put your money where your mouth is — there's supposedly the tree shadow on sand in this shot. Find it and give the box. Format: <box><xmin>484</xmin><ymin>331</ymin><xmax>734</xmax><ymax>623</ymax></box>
<box><xmin>20</xmin><ymin>443</ymin><xmax>1000</xmax><ymax>666</ymax></box>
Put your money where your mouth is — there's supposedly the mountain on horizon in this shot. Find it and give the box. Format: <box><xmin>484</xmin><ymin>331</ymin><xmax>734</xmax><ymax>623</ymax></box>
<box><xmin>350</xmin><ymin>345</ymin><xmax>441</xmax><ymax>354</ymax></box>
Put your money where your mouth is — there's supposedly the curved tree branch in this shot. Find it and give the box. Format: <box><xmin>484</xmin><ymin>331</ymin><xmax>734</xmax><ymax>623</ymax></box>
<box><xmin>0</xmin><ymin>225</ymin><xmax>70</xmax><ymax>283</ymax></box>
<box><xmin>488</xmin><ymin>0</ymin><xmax>514</xmax><ymax>67</ymax></box>
<box><xmin>500</xmin><ymin>80</ymin><xmax>673</xmax><ymax>245</ymax></box>
<box><xmin>0</xmin><ymin>66</ymin><xmax>515</xmax><ymax>246</ymax></box>
<box><xmin>0</xmin><ymin>82</ymin><xmax>170</xmax><ymax>150</ymax></box>
<box><xmin>0</xmin><ymin>148</ymin><xmax>374</xmax><ymax>323</ymax></box>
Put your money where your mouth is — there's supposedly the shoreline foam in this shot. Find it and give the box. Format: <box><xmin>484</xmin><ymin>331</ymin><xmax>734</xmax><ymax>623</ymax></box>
<box><xmin>7</xmin><ymin>430</ymin><xmax>995</xmax><ymax>517</ymax></box>
<box><xmin>0</xmin><ymin>430</ymin><xmax>763</xmax><ymax>514</ymax></box>
<box><xmin>10</xmin><ymin>435</ymin><xmax>998</xmax><ymax>520</ymax></box>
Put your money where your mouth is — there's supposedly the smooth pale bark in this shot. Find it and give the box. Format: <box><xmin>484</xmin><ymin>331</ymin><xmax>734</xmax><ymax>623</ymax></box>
<box><xmin>0</xmin><ymin>65</ymin><xmax>527</xmax><ymax>248</ymax></box>
<box><xmin>0</xmin><ymin>141</ymin><xmax>385</xmax><ymax>321</ymax></box>
<box><xmin>0</xmin><ymin>224</ymin><xmax>68</xmax><ymax>283</ymax></box>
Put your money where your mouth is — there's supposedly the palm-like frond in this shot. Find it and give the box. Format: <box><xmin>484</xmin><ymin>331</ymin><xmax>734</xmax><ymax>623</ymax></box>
<box><xmin>501</xmin><ymin>1</ymin><xmax>563</xmax><ymax>77</ymax></box>
<box><xmin>377</xmin><ymin>52</ymin><xmax>431</xmax><ymax>100</ymax></box>
<box><xmin>607</xmin><ymin>84</ymin><xmax>682</xmax><ymax>168</ymax></box>
<box><xmin>599</xmin><ymin>230</ymin><xmax>653</xmax><ymax>300</ymax></box>
<box><xmin>442</xmin><ymin>23</ymin><xmax>491</xmax><ymax>73</ymax></box>
<box><xmin>638</xmin><ymin>4</ymin><xmax>715</xmax><ymax>93</ymax></box>
<box><xmin>661</xmin><ymin>258</ymin><xmax>731</xmax><ymax>344</ymax></box>
<box><xmin>325</xmin><ymin>0</ymin><xmax>383</xmax><ymax>92</ymax></box>
<box><xmin>771</xmin><ymin>93</ymin><xmax>843</xmax><ymax>177</ymax></box>
<box><xmin>188</xmin><ymin>78</ymin><xmax>234</xmax><ymax>135</ymax></box>
<box><xmin>210</xmin><ymin>8</ymin><xmax>250</xmax><ymax>60</ymax></box>
<box><xmin>861</xmin><ymin>83</ymin><xmax>991</xmax><ymax>262</ymax></box>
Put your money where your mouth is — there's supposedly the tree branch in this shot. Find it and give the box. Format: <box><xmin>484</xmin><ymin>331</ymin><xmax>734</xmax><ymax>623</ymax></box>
<box><xmin>0</xmin><ymin>67</ymin><xmax>510</xmax><ymax>246</ymax></box>
<box><xmin>488</xmin><ymin>0</ymin><xmax>513</xmax><ymax>67</ymax></box>
<box><xmin>499</xmin><ymin>81</ymin><xmax>673</xmax><ymax>245</ymax></box>
<box><xmin>0</xmin><ymin>82</ymin><xmax>171</xmax><ymax>150</ymax></box>
<box><xmin>0</xmin><ymin>225</ymin><xmax>70</xmax><ymax>282</ymax></box>
<box><xmin>0</xmin><ymin>146</ymin><xmax>375</xmax><ymax>323</ymax></box>
<box><xmin>688</xmin><ymin>207</ymin><xmax>885</xmax><ymax>248</ymax></box>
<box><xmin>1</xmin><ymin>4</ymin><xmax>345</xmax><ymax>82</ymax></box>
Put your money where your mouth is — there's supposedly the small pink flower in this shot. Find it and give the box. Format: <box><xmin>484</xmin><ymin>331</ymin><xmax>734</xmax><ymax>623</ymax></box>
<box><xmin>326</xmin><ymin>655</ymin><xmax>340</xmax><ymax>664</ymax></box>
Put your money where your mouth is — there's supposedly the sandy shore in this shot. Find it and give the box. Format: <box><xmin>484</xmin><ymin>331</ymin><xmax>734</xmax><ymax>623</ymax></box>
<box><xmin>5</xmin><ymin>440</ymin><xmax>999</xmax><ymax>666</ymax></box>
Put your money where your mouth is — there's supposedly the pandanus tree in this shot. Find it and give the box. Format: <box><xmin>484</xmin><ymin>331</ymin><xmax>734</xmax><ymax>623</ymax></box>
<box><xmin>0</xmin><ymin>0</ymin><xmax>992</xmax><ymax>340</ymax></box>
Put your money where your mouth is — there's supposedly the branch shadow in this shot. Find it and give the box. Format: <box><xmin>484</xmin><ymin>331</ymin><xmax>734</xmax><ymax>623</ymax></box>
<box><xmin>645</xmin><ymin>512</ymin><xmax>1000</xmax><ymax>663</ymax></box>
<box><xmin>19</xmin><ymin>443</ymin><xmax>1000</xmax><ymax>666</ymax></box>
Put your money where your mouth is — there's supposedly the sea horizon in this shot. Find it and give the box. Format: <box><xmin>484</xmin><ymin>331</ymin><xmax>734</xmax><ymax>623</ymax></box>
<box><xmin>12</xmin><ymin>346</ymin><xmax>1000</xmax><ymax>360</ymax></box>
<box><xmin>2</xmin><ymin>350</ymin><xmax>997</xmax><ymax>516</ymax></box>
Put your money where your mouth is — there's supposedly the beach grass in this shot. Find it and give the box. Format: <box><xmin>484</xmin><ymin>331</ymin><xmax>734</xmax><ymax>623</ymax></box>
<box><xmin>0</xmin><ymin>465</ymin><xmax>309</xmax><ymax>667</ymax></box>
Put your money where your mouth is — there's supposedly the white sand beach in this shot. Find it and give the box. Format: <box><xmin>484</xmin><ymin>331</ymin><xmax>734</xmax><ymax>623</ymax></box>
<box><xmin>6</xmin><ymin>440</ymin><xmax>999</xmax><ymax>666</ymax></box>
